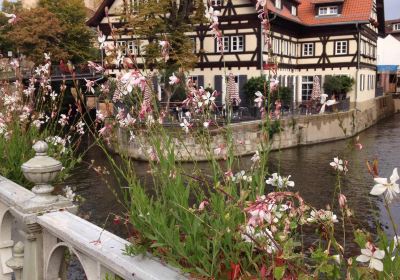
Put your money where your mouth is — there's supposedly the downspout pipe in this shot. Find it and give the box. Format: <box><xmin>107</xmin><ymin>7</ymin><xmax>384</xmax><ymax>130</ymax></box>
<box><xmin>355</xmin><ymin>22</ymin><xmax>361</xmax><ymax>110</ymax></box>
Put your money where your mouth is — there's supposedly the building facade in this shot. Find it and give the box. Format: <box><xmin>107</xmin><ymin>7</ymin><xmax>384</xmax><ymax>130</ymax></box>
<box><xmin>385</xmin><ymin>18</ymin><xmax>400</xmax><ymax>41</ymax></box>
<box><xmin>88</xmin><ymin>0</ymin><xmax>385</xmax><ymax>109</ymax></box>
<box><xmin>377</xmin><ymin>34</ymin><xmax>400</xmax><ymax>93</ymax></box>
<box><xmin>21</xmin><ymin>0</ymin><xmax>101</xmax><ymax>11</ymax></box>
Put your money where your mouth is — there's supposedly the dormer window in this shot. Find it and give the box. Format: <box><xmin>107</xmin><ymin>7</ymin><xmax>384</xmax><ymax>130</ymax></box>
<box><xmin>394</xmin><ymin>23</ymin><xmax>400</xmax><ymax>31</ymax></box>
<box><xmin>275</xmin><ymin>0</ymin><xmax>282</xmax><ymax>9</ymax></box>
<box><xmin>291</xmin><ymin>5</ymin><xmax>297</xmax><ymax>16</ymax></box>
<box><xmin>318</xmin><ymin>6</ymin><xmax>338</xmax><ymax>16</ymax></box>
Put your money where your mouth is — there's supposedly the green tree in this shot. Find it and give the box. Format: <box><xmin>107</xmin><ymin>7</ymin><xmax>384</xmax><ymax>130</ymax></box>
<box><xmin>243</xmin><ymin>76</ymin><xmax>266</xmax><ymax>106</ymax></box>
<box><xmin>323</xmin><ymin>75</ymin><xmax>355</xmax><ymax>98</ymax></box>
<box><xmin>39</xmin><ymin>0</ymin><xmax>97</xmax><ymax>63</ymax></box>
<box><xmin>2</xmin><ymin>0</ymin><xmax>23</xmax><ymax>14</ymax></box>
<box><xmin>6</xmin><ymin>8</ymin><xmax>68</xmax><ymax>64</ymax></box>
<box><xmin>123</xmin><ymin>0</ymin><xmax>204</xmax><ymax>110</ymax></box>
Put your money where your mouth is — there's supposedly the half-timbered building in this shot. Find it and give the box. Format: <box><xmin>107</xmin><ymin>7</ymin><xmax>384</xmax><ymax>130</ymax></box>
<box><xmin>87</xmin><ymin>0</ymin><xmax>385</xmax><ymax>109</ymax></box>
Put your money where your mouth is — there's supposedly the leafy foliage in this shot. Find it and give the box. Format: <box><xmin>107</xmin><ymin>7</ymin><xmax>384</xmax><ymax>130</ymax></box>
<box><xmin>38</xmin><ymin>0</ymin><xmax>97</xmax><ymax>63</ymax></box>
<box><xmin>323</xmin><ymin>75</ymin><xmax>355</xmax><ymax>97</ymax></box>
<box><xmin>5</xmin><ymin>8</ymin><xmax>68</xmax><ymax>64</ymax></box>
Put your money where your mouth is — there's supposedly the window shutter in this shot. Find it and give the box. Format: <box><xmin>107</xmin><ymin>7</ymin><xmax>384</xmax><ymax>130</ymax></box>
<box><xmin>214</xmin><ymin>75</ymin><xmax>223</xmax><ymax>105</ymax></box>
<box><xmin>238</xmin><ymin>75</ymin><xmax>247</xmax><ymax>106</ymax></box>
<box><xmin>197</xmin><ymin>75</ymin><xmax>204</xmax><ymax>88</ymax></box>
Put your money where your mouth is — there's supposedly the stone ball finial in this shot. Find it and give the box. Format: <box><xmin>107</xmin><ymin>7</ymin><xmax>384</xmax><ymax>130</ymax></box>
<box><xmin>32</xmin><ymin>141</ymin><xmax>48</xmax><ymax>156</ymax></box>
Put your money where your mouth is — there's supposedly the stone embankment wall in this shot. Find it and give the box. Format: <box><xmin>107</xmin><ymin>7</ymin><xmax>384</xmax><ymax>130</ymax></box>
<box><xmin>115</xmin><ymin>95</ymin><xmax>395</xmax><ymax>161</ymax></box>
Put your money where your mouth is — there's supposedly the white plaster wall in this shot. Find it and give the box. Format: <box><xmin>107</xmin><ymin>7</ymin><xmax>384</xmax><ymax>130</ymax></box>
<box><xmin>377</xmin><ymin>35</ymin><xmax>400</xmax><ymax>66</ymax></box>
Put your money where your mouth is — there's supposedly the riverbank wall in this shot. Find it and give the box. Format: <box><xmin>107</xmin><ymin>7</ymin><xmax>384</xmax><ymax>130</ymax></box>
<box><xmin>114</xmin><ymin>95</ymin><xmax>395</xmax><ymax>161</ymax></box>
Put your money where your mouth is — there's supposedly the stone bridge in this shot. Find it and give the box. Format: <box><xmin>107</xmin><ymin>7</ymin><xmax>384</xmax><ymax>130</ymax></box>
<box><xmin>0</xmin><ymin>142</ymin><xmax>185</xmax><ymax>280</ymax></box>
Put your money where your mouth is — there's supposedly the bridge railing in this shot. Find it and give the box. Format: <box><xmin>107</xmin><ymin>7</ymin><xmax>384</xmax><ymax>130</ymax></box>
<box><xmin>0</xmin><ymin>141</ymin><xmax>185</xmax><ymax>280</ymax></box>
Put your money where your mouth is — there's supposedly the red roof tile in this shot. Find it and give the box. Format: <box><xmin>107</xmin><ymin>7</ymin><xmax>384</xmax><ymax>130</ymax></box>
<box><xmin>296</xmin><ymin>0</ymin><xmax>373</xmax><ymax>25</ymax></box>
<box><xmin>88</xmin><ymin>0</ymin><xmax>374</xmax><ymax>27</ymax></box>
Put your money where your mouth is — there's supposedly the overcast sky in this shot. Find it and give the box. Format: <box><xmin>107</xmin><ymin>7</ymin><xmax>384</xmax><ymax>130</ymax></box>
<box><xmin>0</xmin><ymin>0</ymin><xmax>399</xmax><ymax>20</ymax></box>
<box><xmin>385</xmin><ymin>0</ymin><xmax>400</xmax><ymax>20</ymax></box>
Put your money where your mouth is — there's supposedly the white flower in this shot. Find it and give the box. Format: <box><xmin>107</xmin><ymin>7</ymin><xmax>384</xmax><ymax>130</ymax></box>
<box><xmin>205</xmin><ymin>7</ymin><xmax>220</xmax><ymax>23</ymax></box>
<box><xmin>159</xmin><ymin>40</ymin><xmax>168</xmax><ymax>48</ymax></box>
<box><xmin>254</xmin><ymin>91</ymin><xmax>264</xmax><ymax>108</ymax></box>
<box><xmin>76</xmin><ymin>121</ymin><xmax>85</xmax><ymax>135</ymax></box>
<box><xmin>98</xmin><ymin>34</ymin><xmax>106</xmax><ymax>49</ymax></box>
<box><xmin>307</xmin><ymin>210</ymin><xmax>338</xmax><ymax>223</ymax></box>
<box><xmin>2</xmin><ymin>12</ymin><xmax>17</xmax><ymax>24</ymax></box>
<box><xmin>63</xmin><ymin>186</ymin><xmax>76</xmax><ymax>202</ymax></box>
<box><xmin>203</xmin><ymin>121</ymin><xmax>211</xmax><ymax>128</ymax></box>
<box><xmin>356</xmin><ymin>245</ymin><xmax>385</xmax><ymax>272</ymax></box>
<box><xmin>49</xmin><ymin>91</ymin><xmax>58</xmax><ymax>101</ymax></box>
<box><xmin>266</xmin><ymin>173</ymin><xmax>294</xmax><ymax>188</ymax></box>
<box><xmin>168</xmin><ymin>73</ymin><xmax>180</xmax><ymax>85</ymax></box>
<box><xmin>242</xmin><ymin>225</ymin><xmax>277</xmax><ymax>254</ymax></box>
<box><xmin>129</xmin><ymin>130</ymin><xmax>135</xmax><ymax>142</ymax></box>
<box><xmin>370</xmin><ymin>168</ymin><xmax>400</xmax><ymax>203</ymax></box>
<box><xmin>58</xmin><ymin>114</ymin><xmax>69</xmax><ymax>127</ymax></box>
<box><xmin>32</xmin><ymin>119</ymin><xmax>44</xmax><ymax>128</ymax></box>
<box><xmin>180</xmin><ymin>119</ymin><xmax>191</xmax><ymax>133</ymax></box>
<box><xmin>201</xmin><ymin>90</ymin><xmax>215</xmax><ymax>106</ymax></box>
<box><xmin>251</xmin><ymin>151</ymin><xmax>260</xmax><ymax>162</ymax></box>
<box><xmin>330</xmin><ymin>157</ymin><xmax>348</xmax><ymax>172</ymax></box>
<box><xmin>44</xmin><ymin>53</ymin><xmax>51</xmax><ymax>61</ymax></box>
<box><xmin>85</xmin><ymin>79</ymin><xmax>95</xmax><ymax>94</ymax></box>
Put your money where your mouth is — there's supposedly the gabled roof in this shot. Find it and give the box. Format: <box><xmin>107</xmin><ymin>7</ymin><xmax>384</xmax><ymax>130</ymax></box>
<box><xmin>87</xmin><ymin>0</ymin><xmax>376</xmax><ymax>27</ymax></box>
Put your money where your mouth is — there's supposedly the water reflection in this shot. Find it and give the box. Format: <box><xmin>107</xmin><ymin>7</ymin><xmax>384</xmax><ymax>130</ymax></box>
<box><xmin>63</xmin><ymin>114</ymin><xmax>400</xmax><ymax>255</ymax></box>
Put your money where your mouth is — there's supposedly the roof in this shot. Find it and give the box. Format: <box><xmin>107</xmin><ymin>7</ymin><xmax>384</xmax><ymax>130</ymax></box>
<box><xmin>385</xmin><ymin>18</ymin><xmax>400</xmax><ymax>34</ymax></box>
<box><xmin>87</xmin><ymin>0</ymin><xmax>375</xmax><ymax>27</ymax></box>
<box><xmin>297</xmin><ymin>0</ymin><xmax>373</xmax><ymax>26</ymax></box>
<box><xmin>310</xmin><ymin>0</ymin><xmax>344</xmax><ymax>4</ymax></box>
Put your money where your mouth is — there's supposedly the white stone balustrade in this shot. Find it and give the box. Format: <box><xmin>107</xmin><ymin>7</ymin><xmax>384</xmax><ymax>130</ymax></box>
<box><xmin>0</xmin><ymin>141</ymin><xmax>185</xmax><ymax>280</ymax></box>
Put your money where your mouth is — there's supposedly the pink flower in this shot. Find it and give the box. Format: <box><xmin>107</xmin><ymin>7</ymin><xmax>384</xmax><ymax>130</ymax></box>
<box><xmin>2</xmin><ymin>12</ymin><xmax>17</xmax><ymax>24</ymax></box>
<box><xmin>338</xmin><ymin>193</ymin><xmax>347</xmax><ymax>209</ymax></box>
<box><xmin>88</xmin><ymin>61</ymin><xmax>104</xmax><ymax>73</ymax></box>
<box><xmin>169</xmin><ymin>73</ymin><xmax>180</xmax><ymax>85</ymax></box>
<box><xmin>199</xmin><ymin>201</ymin><xmax>209</xmax><ymax>211</ymax></box>
<box><xmin>85</xmin><ymin>79</ymin><xmax>95</xmax><ymax>94</ymax></box>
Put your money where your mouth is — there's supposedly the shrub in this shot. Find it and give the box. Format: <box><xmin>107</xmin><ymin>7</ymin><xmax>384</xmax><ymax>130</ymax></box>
<box><xmin>323</xmin><ymin>75</ymin><xmax>355</xmax><ymax>99</ymax></box>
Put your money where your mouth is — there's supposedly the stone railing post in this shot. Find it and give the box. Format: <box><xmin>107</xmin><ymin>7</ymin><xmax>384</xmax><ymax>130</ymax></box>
<box><xmin>6</xmin><ymin>242</ymin><xmax>24</xmax><ymax>280</ymax></box>
<box><xmin>7</xmin><ymin>141</ymin><xmax>76</xmax><ymax>280</ymax></box>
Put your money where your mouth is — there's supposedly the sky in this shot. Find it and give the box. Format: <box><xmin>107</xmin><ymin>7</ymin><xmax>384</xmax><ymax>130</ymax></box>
<box><xmin>0</xmin><ymin>0</ymin><xmax>399</xmax><ymax>20</ymax></box>
<box><xmin>385</xmin><ymin>0</ymin><xmax>400</xmax><ymax>20</ymax></box>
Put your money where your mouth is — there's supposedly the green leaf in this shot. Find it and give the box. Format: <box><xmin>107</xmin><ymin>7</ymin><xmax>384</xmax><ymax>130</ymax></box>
<box><xmin>273</xmin><ymin>266</ymin><xmax>286</xmax><ymax>280</ymax></box>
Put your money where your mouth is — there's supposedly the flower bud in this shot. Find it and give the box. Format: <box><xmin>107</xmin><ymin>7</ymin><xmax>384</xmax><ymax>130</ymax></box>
<box><xmin>338</xmin><ymin>194</ymin><xmax>347</xmax><ymax>209</ymax></box>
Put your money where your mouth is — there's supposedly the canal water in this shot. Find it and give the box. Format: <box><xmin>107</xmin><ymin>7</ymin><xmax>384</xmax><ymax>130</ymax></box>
<box><xmin>62</xmin><ymin>113</ymin><xmax>400</xmax><ymax>278</ymax></box>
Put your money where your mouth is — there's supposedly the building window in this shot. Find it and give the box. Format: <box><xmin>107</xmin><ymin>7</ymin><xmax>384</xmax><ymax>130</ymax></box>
<box><xmin>117</xmin><ymin>41</ymin><xmax>127</xmax><ymax>55</ymax></box>
<box><xmin>301</xmin><ymin>76</ymin><xmax>314</xmax><ymax>101</ymax></box>
<box><xmin>393</xmin><ymin>23</ymin><xmax>400</xmax><ymax>31</ymax></box>
<box><xmin>275</xmin><ymin>0</ymin><xmax>282</xmax><ymax>9</ymax></box>
<box><xmin>189</xmin><ymin>76</ymin><xmax>199</xmax><ymax>87</ymax></box>
<box><xmin>302</xmin><ymin>43</ymin><xmax>314</xmax><ymax>57</ymax></box>
<box><xmin>360</xmin><ymin>74</ymin><xmax>365</xmax><ymax>91</ymax></box>
<box><xmin>211</xmin><ymin>0</ymin><xmax>222</xmax><ymax>6</ymax></box>
<box><xmin>127</xmin><ymin>41</ymin><xmax>139</xmax><ymax>55</ymax></box>
<box><xmin>318</xmin><ymin>6</ymin><xmax>338</xmax><ymax>16</ymax></box>
<box><xmin>231</xmin><ymin>36</ymin><xmax>244</xmax><ymax>52</ymax></box>
<box><xmin>217</xmin><ymin>37</ymin><xmax>229</xmax><ymax>52</ymax></box>
<box><xmin>335</xmin><ymin>41</ymin><xmax>348</xmax><ymax>55</ymax></box>
<box><xmin>291</xmin><ymin>5</ymin><xmax>297</xmax><ymax>16</ymax></box>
